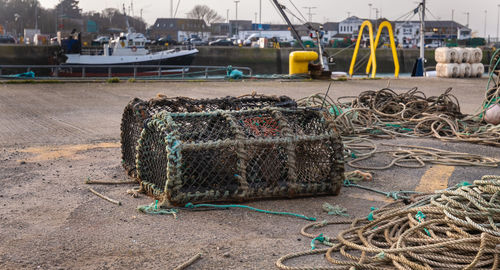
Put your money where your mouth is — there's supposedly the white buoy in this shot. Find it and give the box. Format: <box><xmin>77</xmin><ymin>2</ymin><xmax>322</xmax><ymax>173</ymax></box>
<box><xmin>456</xmin><ymin>48</ymin><xmax>470</xmax><ymax>63</ymax></box>
<box><xmin>436</xmin><ymin>63</ymin><xmax>459</xmax><ymax>78</ymax></box>
<box><xmin>484</xmin><ymin>103</ymin><xmax>500</xmax><ymax>125</ymax></box>
<box><xmin>470</xmin><ymin>63</ymin><xmax>484</xmax><ymax>78</ymax></box>
<box><xmin>459</xmin><ymin>63</ymin><xmax>471</xmax><ymax>78</ymax></box>
<box><xmin>467</xmin><ymin>48</ymin><xmax>482</xmax><ymax>63</ymax></box>
<box><xmin>435</xmin><ymin>47</ymin><xmax>458</xmax><ymax>63</ymax></box>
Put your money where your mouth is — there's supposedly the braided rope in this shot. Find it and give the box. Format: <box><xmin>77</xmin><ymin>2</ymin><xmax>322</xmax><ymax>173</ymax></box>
<box><xmin>276</xmin><ymin>175</ymin><xmax>500</xmax><ymax>270</ymax></box>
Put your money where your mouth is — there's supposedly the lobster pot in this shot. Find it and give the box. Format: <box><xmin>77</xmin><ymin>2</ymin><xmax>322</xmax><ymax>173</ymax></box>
<box><xmin>121</xmin><ymin>95</ymin><xmax>296</xmax><ymax>179</ymax></box>
<box><xmin>435</xmin><ymin>47</ymin><xmax>457</xmax><ymax>63</ymax></box>
<box><xmin>436</xmin><ymin>63</ymin><xmax>459</xmax><ymax>78</ymax></box>
<box><xmin>459</xmin><ymin>63</ymin><xmax>472</xmax><ymax>78</ymax></box>
<box><xmin>467</xmin><ymin>48</ymin><xmax>483</xmax><ymax>63</ymax></box>
<box><xmin>136</xmin><ymin>108</ymin><xmax>345</xmax><ymax>206</ymax></box>
<box><xmin>470</xmin><ymin>63</ymin><xmax>484</xmax><ymax>78</ymax></box>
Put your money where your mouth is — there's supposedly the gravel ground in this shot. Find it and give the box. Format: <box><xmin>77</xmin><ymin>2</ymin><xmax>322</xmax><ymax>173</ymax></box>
<box><xmin>0</xmin><ymin>78</ymin><xmax>499</xmax><ymax>270</ymax></box>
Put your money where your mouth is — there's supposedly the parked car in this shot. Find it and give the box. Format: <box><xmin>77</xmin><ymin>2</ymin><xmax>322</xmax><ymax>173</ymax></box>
<box><xmin>208</xmin><ymin>39</ymin><xmax>233</xmax><ymax>46</ymax></box>
<box><xmin>182</xmin><ymin>38</ymin><xmax>208</xmax><ymax>46</ymax></box>
<box><xmin>91</xmin><ymin>36</ymin><xmax>110</xmax><ymax>46</ymax></box>
<box><xmin>152</xmin><ymin>37</ymin><xmax>178</xmax><ymax>46</ymax></box>
<box><xmin>425</xmin><ymin>43</ymin><xmax>440</xmax><ymax>48</ymax></box>
<box><xmin>0</xmin><ymin>35</ymin><xmax>16</xmax><ymax>44</ymax></box>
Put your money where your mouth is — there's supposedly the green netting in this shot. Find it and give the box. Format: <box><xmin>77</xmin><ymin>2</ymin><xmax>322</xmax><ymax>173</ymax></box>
<box><xmin>136</xmin><ymin>107</ymin><xmax>345</xmax><ymax>206</ymax></box>
<box><xmin>120</xmin><ymin>95</ymin><xmax>297</xmax><ymax>179</ymax></box>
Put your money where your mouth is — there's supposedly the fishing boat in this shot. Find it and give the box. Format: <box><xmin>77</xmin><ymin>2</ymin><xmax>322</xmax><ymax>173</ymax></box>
<box><xmin>58</xmin><ymin>11</ymin><xmax>198</xmax><ymax>77</ymax></box>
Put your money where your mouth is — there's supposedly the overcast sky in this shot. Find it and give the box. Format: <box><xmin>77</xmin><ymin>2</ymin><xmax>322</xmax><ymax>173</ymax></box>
<box><xmin>38</xmin><ymin>0</ymin><xmax>500</xmax><ymax>37</ymax></box>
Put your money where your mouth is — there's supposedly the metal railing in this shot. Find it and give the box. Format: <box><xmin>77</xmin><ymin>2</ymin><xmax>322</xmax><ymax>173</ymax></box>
<box><xmin>80</xmin><ymin>45</ymin><xmax>196</xmax><ymax>55</ymax></box>
<box><xmin>0</xmin><ymin>64</ymin><xmax>253</xmax><ymax>80</ymax></box>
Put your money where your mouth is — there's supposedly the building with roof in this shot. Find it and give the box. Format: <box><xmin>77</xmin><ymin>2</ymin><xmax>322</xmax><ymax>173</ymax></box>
<box><xmin>149</xmin><ymin>18</ymin><xmax>210</xmax><ymax>41</ymax></box>
<box><xmin>394</xmin><ymin>20</ymin><xmax>471</xmax><ymax>48</ymax></box>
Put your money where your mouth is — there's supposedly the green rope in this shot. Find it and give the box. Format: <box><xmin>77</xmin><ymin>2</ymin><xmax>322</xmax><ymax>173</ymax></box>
<box><xmin>322</xmin><ymin>203</ymin><xmax>349</xmax><ymax>217</ymax></box>
<box><xmin>138</xmin><ymin>200</ymin><xmax>179</xmax><ymax>217</ymax></box>
<box><xmin>343</xmin><ymin>179</ymin><xmax>422</xmax><ymax>200</ymax></box>
<box><xmin>367</xmin><ymin>207</ymin><xmax>378</xmax><ymax>221</ymax></box>
<box><xmin>184</xmin><ymin>202</ymin><xmax>316</xmax><ymax>221</ymax></box>
<box><xmin>415</xmin><ymin>211</ymin><xmax>431</xmax><ymax>236</ymax></box>
<box><xmin>310</xmin><ymin>233</ymin><xmax>329</xmax><ymax>250</ymax></box>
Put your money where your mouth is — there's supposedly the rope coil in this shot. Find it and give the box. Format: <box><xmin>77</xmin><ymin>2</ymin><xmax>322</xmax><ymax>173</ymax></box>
<box><xmin>276</xmin><ymin>175</ymin><xmax>500</xmax><ymax>270</ymax></box>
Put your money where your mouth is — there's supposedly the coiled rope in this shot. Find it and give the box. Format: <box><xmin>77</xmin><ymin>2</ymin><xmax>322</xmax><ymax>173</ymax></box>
<box><xmin>276</xmin><ymin>175</ymin><xmax>500</xmax><ymax>270</ymax></box>
<box><xmin>298</xmin><ymin>87</ymin><xmax>500</xmax><ymax>146</ymax></box>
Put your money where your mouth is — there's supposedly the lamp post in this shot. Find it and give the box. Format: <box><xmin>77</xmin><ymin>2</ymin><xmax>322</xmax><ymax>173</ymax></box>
<box><xmin>259</xmin><ymin>0</ymin><xmax>262</xmax><ymax>24</ymax></box>
<box><xmin>484</xmin><ymin>10</ymin><xmax>487</xmax><ymax>39</ymax></box>
<box><xmin>234</xmin><ymin>0</ymin><xmax>240</xmax><ymax>20</ymax></box>
<box><xmin>463</xmin><ymin>12</ymin><xmax>469</xmax><ymax>27</ymax></box>
<box><xmin>33</xmin><ymin>0</ymin><xmax>38</xmax><ymax>30</ymax></box>
<box><xmin>368</xmin><ymin>3</ymin><xmax>372</xmax><ymax>19</ymax></box>
<box><xmin>373</xmin><ymin>8</ymin><xmax>379</xmax><ymax>20</ymax></box>
<box><xmin>234</xmin><ymin>0</ymin><xmax>240</xmax><ymax>37</ymax></box>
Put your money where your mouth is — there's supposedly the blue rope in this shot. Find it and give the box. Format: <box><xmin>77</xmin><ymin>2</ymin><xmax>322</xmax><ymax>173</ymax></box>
<box><xmin>185</xmin><ymin>202</ymin><xmax>316</xmax><ymax>221</ymax></box>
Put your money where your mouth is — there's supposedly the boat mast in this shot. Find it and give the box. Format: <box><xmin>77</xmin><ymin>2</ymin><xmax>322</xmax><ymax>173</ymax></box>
<box><xmin>420</xmin><ymin>0</ymin><xmax>425</xmax><ymax>59</ymax></box>
<box><xmin>123</xmin><ymin>4</ymin><xmax>131</xmax><ymax>34</ymax></box>
<box><xmin>271</xmin><ymin>0</ymin><xmax>305</xmax><ymax>50</ymax></box>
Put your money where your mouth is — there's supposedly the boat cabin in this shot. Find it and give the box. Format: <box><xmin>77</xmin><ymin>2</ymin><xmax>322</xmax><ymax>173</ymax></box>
<box><xmin>104</xmin><ymin>32</ymin><xmax>149</xmax><ymax>56</ymax></box>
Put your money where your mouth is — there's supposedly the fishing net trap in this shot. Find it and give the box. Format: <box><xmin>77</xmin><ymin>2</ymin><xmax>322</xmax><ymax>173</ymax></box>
<box><xmin>121</xmin><ymin>94</ymin><xmax>297</xmax><ymax>179</ymax></box>
<box><xmin>135</xmin><ymin>107</ymin><xmax>344</xmax><ymax>206</ymax></box>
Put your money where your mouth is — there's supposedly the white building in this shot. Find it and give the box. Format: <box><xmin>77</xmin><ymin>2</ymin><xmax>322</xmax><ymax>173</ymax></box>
<box><xmin>394</xmin><ymin>20</ymin><xmax>472</xmax><ymax>48</ymax></box>
<box><xmin>338</xmin><ymin>16</ymin><xmax>364</xmax><ymax>34</ymax></box>
<box><xmin>394</xmin><ymin>22</ymin><xmax>420</xmax><ymax>48</ymax></box>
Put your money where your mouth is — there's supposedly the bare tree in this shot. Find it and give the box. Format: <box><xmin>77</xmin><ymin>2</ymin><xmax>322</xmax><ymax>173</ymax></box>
<box><xmin>187</xmin><ymin>5</ymin><xmax>224</xmax><ymax>26</ymax></box>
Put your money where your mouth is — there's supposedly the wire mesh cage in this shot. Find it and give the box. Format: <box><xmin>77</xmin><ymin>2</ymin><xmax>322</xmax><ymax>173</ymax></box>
<box><xmin>136</xmin><ymin>107</ymin><xmax>344</xmax><ymax>206</ymax></box>
<box><xmin>121</xmin><ymin>95</ymin><xmax>297</xmax><ymax>179</ymax></box>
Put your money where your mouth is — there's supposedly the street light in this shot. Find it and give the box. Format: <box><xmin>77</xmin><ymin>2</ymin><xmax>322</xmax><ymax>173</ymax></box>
<box><xmin>259</xmin><ymin>0</ymin><xmax>262</xmax><ymax>24</ymax></box>
<box><xmin>234</xmin><ymin>0</ymin><xmax>240</xmax><ymax>37</ymax></box>
<box><xmin>373</xmin><ymin>8</ymin><xmax>379</xmax><ymax>20</ymax></box>
<box><xmin>484</xmin><ymin>10</ymin><xmax>487</xmax><ymax>39</ymax></box>
<box><xmin>368</xmin><ymin>3</ymin><xmax>372</xmax><ymax>19</ymax></box>
<box><xmin>234</xmin><ymin>0</ymin><xmax>240</xmax><ymax>20</ymax></box>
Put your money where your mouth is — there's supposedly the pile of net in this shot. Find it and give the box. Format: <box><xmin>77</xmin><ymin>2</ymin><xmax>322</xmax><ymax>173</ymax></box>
<box><xmin>298</xmin><ymin>87</ymin><xmax>500</xmax><ymax>146</ymax></box>
<box><xmin>121</xmin><ymin>94</ymin><xmax>297</xmax><ymax>179</ymax></box>
<box><xmin>277</xmin><ymin>175</ymin><xmax>500</xmax><ymax>269</ymax></box>
<box><xmin>136</xmin><ymin>107</ymin><xmax>344</xmax><ymax>206</ymax></box>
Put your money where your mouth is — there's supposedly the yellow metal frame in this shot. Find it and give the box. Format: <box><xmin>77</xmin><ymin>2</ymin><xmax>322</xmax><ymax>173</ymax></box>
<box><xmin>349</xmin><ymin>20</ymin><xmax>400</xmax><ymax>78</ymax></box>
<box><xmin>349</xmin><ymin>21</ymin><xmax>377</xmax><ymax>78</ymax></box>
<box><xmin>366</xmin><ymin>21</ymin><xmax>400</xmax><ymax>78</ymax></box>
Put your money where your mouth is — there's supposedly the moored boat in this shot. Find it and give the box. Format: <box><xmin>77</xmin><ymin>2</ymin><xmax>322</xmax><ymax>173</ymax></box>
<box><xmin>58</xmin><ymin>29</ymin><xmax>198</xmax><ymax>77</ymax></box>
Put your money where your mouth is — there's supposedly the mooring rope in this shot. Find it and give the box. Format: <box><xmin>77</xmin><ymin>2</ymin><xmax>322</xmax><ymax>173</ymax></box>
<box><xmin>276</xmin><ymin>175</ymin><xmax>500</xmax><ymax>270</ymax></box>
<box><xmin>298</xmin><ymin>87</ymin><xmax>500</xmax><ymax>147</ymax></box>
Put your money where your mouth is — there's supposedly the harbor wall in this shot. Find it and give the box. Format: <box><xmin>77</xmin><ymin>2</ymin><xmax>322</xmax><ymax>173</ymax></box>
<box><xmin>0</xmin><ymin>45</ymin><xmax>493</xmax><ymax>75</ymax></box>
<box><xmin>193</xmin><ymin>47</ymin><xmax>492</xmax><ymax>75</ymax></box>
<box><xmin>0</xmin><ymin>45</ymin><xmax>60</xmax><ymax>65</ymax></box>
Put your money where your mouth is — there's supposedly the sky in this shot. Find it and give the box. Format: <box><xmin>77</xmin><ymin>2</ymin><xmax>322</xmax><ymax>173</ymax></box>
<box><xmin>38</xmin><ymin>0</ymin><xmax>500</xmax><ymax>38</ymax></box>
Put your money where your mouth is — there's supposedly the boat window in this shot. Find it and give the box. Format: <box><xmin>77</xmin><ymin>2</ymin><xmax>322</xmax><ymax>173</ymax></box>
<box><xmin>129</xmin><ymin>39</ymin><xmax>133</xmax><ymax>46</ymax></box>
<box><xmin>120</xmin><ymin>36</ymin><xmax>126</xmax><ymax>40</ymax></box>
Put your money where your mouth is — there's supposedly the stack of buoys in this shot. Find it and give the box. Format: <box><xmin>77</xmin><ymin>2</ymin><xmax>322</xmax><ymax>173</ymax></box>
<box><xmin>435</xmin><ymin>47</ymin><xmax>483</xmax><ymax>78</ymax></box>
